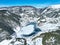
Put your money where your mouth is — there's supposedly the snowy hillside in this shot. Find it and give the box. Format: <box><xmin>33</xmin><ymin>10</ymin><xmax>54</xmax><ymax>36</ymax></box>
<box><xmin>0</xmin><ymin>5</ymin><xmax>60</xmax><ymax>45</ymax></box>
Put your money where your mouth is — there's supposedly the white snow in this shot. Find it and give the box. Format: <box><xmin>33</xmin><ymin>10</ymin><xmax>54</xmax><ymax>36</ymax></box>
<box><xmin>0</xmin><ymin>22</ymin><xmax>59</xmax><ymax>45</ymax></box>
<box><xmin>14</xmin><ymin>26</ymin><xmax>21</xmax><ymax>33</ymax></box>
<box><xmin>0</xmin><ymin>39</ymin><xmax>13</xmax><ymax>45</ymax></box>
<box><xmin>16</xmin><ymin>24</ymin><xmax>34</xmax><ymax>38</ymax></box>
<box><xmin>50</xmin><ymin>4</ymin><xmax>60</xmax><ymax>9</ymax></box>
<box><xmin>33</xmin><ymin>38</ymin><xmax>42</xmax><ymax>45</ymax></box>
<box><xmin>1</xmin><ymin>5</ymin><xmax>60</xmax><ymax>45</ymax></box>
<box><xmin>41</xmin><ymin>8</ymin><xmax>48</xmax><ymax>14</ymax></box>
<box><xmin>21</xmin><ymin>24</ymin><xmax>34</xmax><ymax>35</ymax></box>
<box><xmin>46</xmin><ymin>37</ymin><xmax>55</xmax><ymax>44</ymax></box>
<box><xmin>14</xmin><ymin>41</ymin><xmax>23</xmax><ymax>45</ymax></box>
<box><xmin>36</xmin><ymin>38</ymin><xmax>42</xmax><ymax>45</ymax></box>
<box><xmin>40</xmin><ymin>23</ymin><xmax>58</xmax><ymax>32</ymax></box>
<box><xmin>0</xmin><ymin>21</ymin><xmax>60</xmax><ymax>45</ymax></box>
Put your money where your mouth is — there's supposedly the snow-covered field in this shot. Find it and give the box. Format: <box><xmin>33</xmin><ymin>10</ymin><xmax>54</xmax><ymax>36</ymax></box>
<box><xmin>0</xmin><ymin>21</ymin><xmax>59</xmax><ymax>45</ymax></box>
<box><xmin>0</xmin><ymin>39</ymin><xmax>13</xmax><ymax>45</ymax></box>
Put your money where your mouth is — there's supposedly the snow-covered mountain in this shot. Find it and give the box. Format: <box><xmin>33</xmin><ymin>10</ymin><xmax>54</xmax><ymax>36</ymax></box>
<box><xmin>0</xmin><ymin>5</ymin><xmax>60</xmax><ymax>45</ymax></box>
